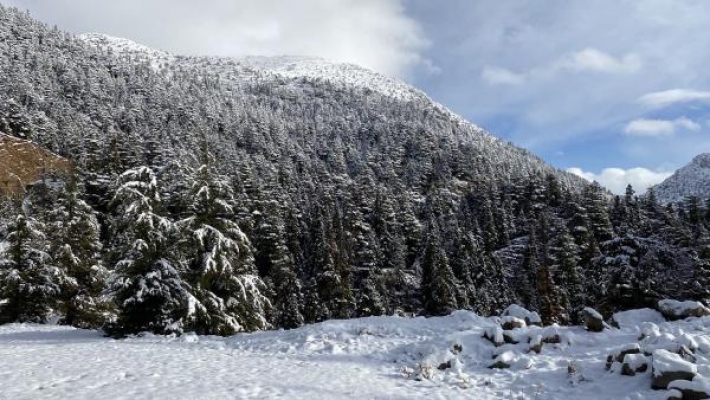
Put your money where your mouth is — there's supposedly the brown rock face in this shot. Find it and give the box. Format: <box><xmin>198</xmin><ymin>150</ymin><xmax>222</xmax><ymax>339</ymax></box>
<box><xmin>0</xmin><ymin>133</ymin><xmax>73</xmax><ymax>195</ymax></box>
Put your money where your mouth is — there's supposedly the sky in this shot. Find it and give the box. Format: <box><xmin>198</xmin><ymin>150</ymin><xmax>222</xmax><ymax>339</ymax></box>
<box><xmin>5</xmin><ymin>0</ymin><xmax>710</xmax><ymax>194</ymax></box>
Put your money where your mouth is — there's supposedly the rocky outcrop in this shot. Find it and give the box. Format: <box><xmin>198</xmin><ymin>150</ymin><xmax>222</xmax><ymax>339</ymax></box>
<box><xmin>652</xmin><ymin>349</ymin><xmax>697</xmax><ymax>390</ymax></box>
<box><xmin>0</xmin><ymin>133</ymin><xmax>73</xmax><ymax>196</ymax></box>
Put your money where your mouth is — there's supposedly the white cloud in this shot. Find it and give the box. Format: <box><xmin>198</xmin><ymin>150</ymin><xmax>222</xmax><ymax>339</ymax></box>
<box><xmin>482</xmin><ymin>48</ymin><xmax>640</xmax><ymax>88</ymax></box>
<box><xmin>639</xmin><ymin>89</ymin><xmax>710</xmax><ymax>108</ymax></box>
<box><xmin>481</xmin><ymin>66</ymin><xmax>525</xmax><ymax>86</ymax></box>
<box><xmin>559</xmin><ymin>48</ymin><xmax>642</xmax><ymax>74</ymax></box>
<box><xmin>623</xmin><ymin>117</ymin><xmax>700</xmax><ymax>137</ymax></box>
<box><xmin>567</xmin><ymin>167</ymin><xmax>672</xmax><ymax>194</ymax></box>
<box><xmin>5</xmin><ymin>0</ymin><xmax>428</xmax><ymax>77</ymax></box>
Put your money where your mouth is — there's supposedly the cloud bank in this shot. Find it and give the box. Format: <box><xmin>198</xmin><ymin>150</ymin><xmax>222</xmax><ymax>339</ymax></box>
<box><xmin>567</xmin><ymin>167</ymin><xmax>671</xmax><ymax>195</ymax></box>
<box><xmin>4</xmin><ymin>0</ymin><xmax>427</xmax><ymax>77</ymax></box>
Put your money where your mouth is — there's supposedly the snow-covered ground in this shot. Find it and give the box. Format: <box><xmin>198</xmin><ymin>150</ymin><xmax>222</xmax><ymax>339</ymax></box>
<box><xmin>1</xmin><ymin>310</ymin><xmax>709</xmax><ymax>399</ymax></box>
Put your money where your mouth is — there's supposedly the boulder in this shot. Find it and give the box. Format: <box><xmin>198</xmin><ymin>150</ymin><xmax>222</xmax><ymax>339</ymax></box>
<box><xmin>500</xmin><ymin>316</ymin><xmax>526</xmax><ymax>330</ymax></box>
<box><xmin>621</xmin><ymin>354</ymin><xmax>648</xmax><ymax>376</ymax></box>
<box><xmin>489</xmin><ymin>351</ymin><xmax>515</xmax><ymax>369</ymax></box>
<box><xmin>607</xmin><ymin>343</ymin><xmax>642</xmax><ymax>370</ymax></box>
<box><xmin>540</xmin><ymin>326</ymin><xmax>563</xmax><ymax>344</ymax></box>
<box><xmin>437</xmin><ymin>360</ymin><xmax>451</xmax><ymax>370</ymax></box>
<box><xmin>666</xmin><ymin>388</ymin><xmax>683</xmax><ymax>400</ymax></box>
<box><xmin>501</xmin><ymin>304</ymin><xmax>542</xmax><ymax>326</ymax></box>
<box><xmin>612</xmin><ymin>308</ymin><xmax>666</xmax><ymax>330</ymax></box>
<box><xmin>668</xmin><ymin>375</ymin><xmax>710</xmax><ymax>400</ymax></box>
<box><xmin>652</xmin><ymin>349</ymin><xmax>697</xmax><ymax>390</ymax></box>
<box><xmin>483</xmin><ymin>326</ymin><xmax>505</xmax><ymax>347</ymax></box>
<box><xmin>503</xmin><ymin>330</ymin><xmax>522</xmax><ymax>345</ymax></box>
<box><xmin>658</xmin><ymin>300</ymin><xmax>710</xmax><ymax>321</ymax></box>
<box><xmin>582</xmin><ymin>307</ymin><xmax>605</xmax><ymax>332</ymax></box>
<box><xmin>528</xmin><ymin>335</ymin><xmax>542</xmax><ymax>354</ymax></box>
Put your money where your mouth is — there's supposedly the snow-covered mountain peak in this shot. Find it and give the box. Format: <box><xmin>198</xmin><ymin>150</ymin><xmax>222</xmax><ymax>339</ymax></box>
<box><xmin>78</xmin><ymin>33</ymin><xmax>170</xmax><ymax>58</ymax></box>
<box><xmin>690</xmin><ymin>153</ymin><xmax>710</xmax><ymax>169</ymax></box>
<box><xmin>77</xmin><ymin>33</ymin><xmax>483</xmax><ymax>133</ymax></box>
<box><xmin>652</xmin><ymin>153</ymin><xmax>710</xmax><ymax>203</ymax></box>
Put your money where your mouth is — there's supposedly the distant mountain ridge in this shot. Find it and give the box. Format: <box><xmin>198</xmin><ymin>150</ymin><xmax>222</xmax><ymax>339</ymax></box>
<box><xmin>652</xmin><ymin>153</ymin><xmax>710</xmax><ymax>203</ymax></box>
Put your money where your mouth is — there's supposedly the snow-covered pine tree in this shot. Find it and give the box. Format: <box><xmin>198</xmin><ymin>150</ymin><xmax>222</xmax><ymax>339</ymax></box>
<box><xmin>305</xmin><ymin>203</ymin><xmax>353</xmax><ymax>321</ymax></box>
<box><xmin>105</xmin><ymin>167</ymin><xmax>189</xmax><ymax>337</ymax></box>
<box><xmin>420</xmin><ymin>220</ymin><xmax>457</xmax><ymax>316</ymax></box>
<box><xmin>551</xmin><ymin>223</ymin><xmax>584</xmax><ymax>323</ymax></box>
<box><xmin>179</xmin><ymin>162</ymin><xmax>270</xmax><ymax>335</ymax></box>
<box><xmin>48</xmin><ymin>178</ymin><xmax>109</xmax><ymax>328</ymax></box>
<box><xmin>583</xmin><ymin>182</ymin><xmax>614</xmax><ymax>243</ymax></box>
<box><xmin>600</xmin><ymin>234</ymin><xmax>643</xmax><ymax>313</ymax></box>
<box><xmin>450</xmin><ymin>231</ymin><xmax>480</xmax><ymax>310</ymax></box>
<box><xmin>252</xmin><ymin>200</ymin><xmax>304</xmax><ymax>329</ymax></box>
<box><xmin>0</xmin><ymin>212</ymin><xmax>66</xmax><ymax>323</ymax></box>
<box><xmin>520</xmin><ymin>227</ymin><xmax>540</xmax><ymax>311</ymax></box>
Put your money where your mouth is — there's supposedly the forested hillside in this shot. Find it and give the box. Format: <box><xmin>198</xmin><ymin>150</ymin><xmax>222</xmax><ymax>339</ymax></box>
<box><xmin>0</xmin><ymin>5</ymin><xmax>709</xmax><ymax>336</ymax></box>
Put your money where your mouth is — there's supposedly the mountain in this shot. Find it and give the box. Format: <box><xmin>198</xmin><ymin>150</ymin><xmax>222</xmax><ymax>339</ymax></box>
<box><xmin>652</xmin><ymin>153</ymin><xmax>710</xmax><ymax>204</ymax></box>
<box><xmin>1</xmin><ymin>5</ymin><xmax>709</xmax><ymax>336</ymax></box>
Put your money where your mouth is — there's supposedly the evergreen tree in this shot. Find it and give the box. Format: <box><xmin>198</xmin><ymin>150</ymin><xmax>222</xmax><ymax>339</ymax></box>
<box><xmin>48</xmin><ymin>178</ymin><xmax>108</xmax><ymax>328</ymax></box>
<box><xmin>450</xmin><ymin>231</ymin><xmax>481</xmax><ymax>310</ymax></box>
<box><xmin>179</xmin><ymin>163</ymin><xmax>270</xmax><ymax>335</ymax></box>
<box><xmin>253</xmin><ymin>201</ymin><xmax>304</xmax><ymax>329</ymax></box>
<box><xmin>105</xmin><ymin>167</ymin><xmax>189</xmax><ymax>336</ymax></box>
<box><xmin>552</xmin><ymin>224</ymin><xmax>584</xmax><ymax>323</ymax></box>
<box><xmin>420</xmin><ymin>221</ymin><xmax>457</xmax><ymax>316</ymax></box>
<box><xmin>306</xmin><ymin>205</ymin><xmax>353</xmax><ymax>320</ymax></box>
<box><xmin>0</xmin><ymin>212</ymin><xmax>65</xmax><ymax>324</ymax></box>
<box><xmin>520</xmin><ymin>228</ymin><xmax>540</xmax><ymax>311</ymax></box>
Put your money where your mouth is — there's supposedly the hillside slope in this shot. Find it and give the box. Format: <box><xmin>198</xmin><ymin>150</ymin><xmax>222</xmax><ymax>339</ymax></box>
<box><xmin>653</xmin><ymin>154</ymin><xmax>710</xmax><ymax>204</ymax></box>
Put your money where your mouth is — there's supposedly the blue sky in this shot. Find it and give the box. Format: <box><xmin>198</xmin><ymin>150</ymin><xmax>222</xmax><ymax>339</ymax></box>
<box><xmin>6</xmin><ymin>0</ymin><xmax>710</xmax><ymax>193</ymax></box>
<box><xmin>403</xmin><ymin>0</ymin><xmax>710</xmax><ymax>193</ymax></box>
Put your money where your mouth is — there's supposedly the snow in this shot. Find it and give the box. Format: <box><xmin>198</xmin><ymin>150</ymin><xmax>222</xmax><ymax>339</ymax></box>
<box><xmin>1</xmin><ymin>311</ymin><xmax>709</xmax><ymax>399</ymax></box>
<box><xmin>652</xmin><ymin>349</ymin><xmax>697</xmax><ymax>376</ymax></box>
<box><xmin>612</xmin><ymin>308</ymin><xmax>666</xmax><ymax>328</ymax></box>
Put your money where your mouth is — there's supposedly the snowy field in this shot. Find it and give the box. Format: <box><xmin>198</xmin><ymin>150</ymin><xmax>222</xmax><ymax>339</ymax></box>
<box><xmin>1</xmin><ymin>310</ymin><xmax>709</xmax><ymax>400</ymax></box>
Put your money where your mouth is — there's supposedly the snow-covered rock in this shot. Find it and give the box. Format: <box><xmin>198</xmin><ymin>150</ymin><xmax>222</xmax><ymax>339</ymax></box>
<box><xmin>668</xmin><ymin>375</ymin><xmax>710</xmax><ymax>400</ymax></box>
<box><xmin>582</xmin><ymin>307</ymin><xmax>606</xmax><ymax>332</ymax></box>
<box><xmin>607</xmin><ymin>343</ymin><xmax>642</xmax><ymax>370</ymax></box>
<box><xmin>501</xmin><ymin>304</ymin><xmax>542</xmax><ymax>326</ymax></box>
<box><xmin>500</xmin><ymin>316</ymin><xmax>526</xmax><ymax>330</ymax></box>
<box><xmin>659</xmin><ymin>299</ymin><xmax>710</xmax><ymax>321</ymax></box>
<box><xmin>652</xmin><ymin>349</ymin><xmax>698</xmax><ymax>389</ymax></box>
<box><xmin>621</xmin><ymin>353</ymin><xmax>649</xmax><ymax>376</ymax></box>
<box><xmin>612</xmin><ymin>308</ymin><xmax>666</xmax><ymax>329</ymax></box>
<box><xmin>483</xmin><ymin>325</ymin><xmax>505</xmax><ymax>347</ymax></box>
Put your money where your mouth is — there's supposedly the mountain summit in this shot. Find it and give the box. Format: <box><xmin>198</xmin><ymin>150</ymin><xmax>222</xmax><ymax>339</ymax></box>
<box><xmin>652</xmin><ymin>153</ymin><xmax>710</xmax><ymax>203</ymax></box>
